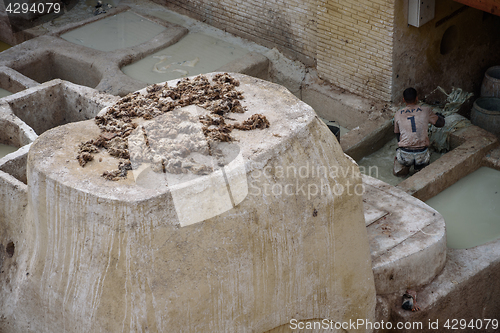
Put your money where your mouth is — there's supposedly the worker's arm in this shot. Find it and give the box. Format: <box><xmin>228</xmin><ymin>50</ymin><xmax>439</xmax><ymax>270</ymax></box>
<box><xmin>394</xmin><ymin>117</ymin><xmax>400</xmax><ymax>141</ymax></box>
<box><xmin>434</xmin><ymin>112</ymin><xmax>445</xmax><ymax>128</ymax></box>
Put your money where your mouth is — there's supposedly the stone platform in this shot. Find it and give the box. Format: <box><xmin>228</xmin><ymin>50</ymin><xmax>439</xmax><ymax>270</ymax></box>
<box><xmin>362</xmin><ymin>175</ymin><xmax>446</xmax><ymax>295</ymax></box>
<box><xmin>1</xmin><ymin>73</ymin><xmax>376</xmax><ymax>332</ymax></box>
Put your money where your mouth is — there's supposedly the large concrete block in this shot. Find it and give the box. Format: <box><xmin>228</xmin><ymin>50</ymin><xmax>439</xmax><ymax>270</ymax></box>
<box><xmin>1</xmin><ymin>73</ymin><xmax>376</xmax><ymax>332</ymax></box>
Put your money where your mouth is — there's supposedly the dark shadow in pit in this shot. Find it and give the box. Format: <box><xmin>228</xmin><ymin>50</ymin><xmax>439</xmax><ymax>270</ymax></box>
<box><xmin>9</xmin><ymin>51</ymin><xmax>102</xmax><ymax>89</ymax></box>
<box><xmin>7</xmin><ymin>80</ymin><xmax>111</xmax><ymax>135</ymax></box>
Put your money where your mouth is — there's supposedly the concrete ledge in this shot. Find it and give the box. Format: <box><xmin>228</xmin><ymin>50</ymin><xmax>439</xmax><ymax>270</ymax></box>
<box><xmin>343</xmin><ymin>119</ymin><xmax>394</xmax><ymax>162</ymax></box>
<box><xmin>3</xmin><ymin>79</ymin><xmax>118</xmax><ymax>135</ymax></box>
<box><xmin>0</xmin><ymin>106</ymin><xmax>37</xmax><ymax>148</ymax></box>
<box><xmin>1</xmin><ymin>73</ymin><xmax>376</xmax><ymax>332</ymax></box>
<box><xmin>387</xmin><ymin>239</ymin><xmax>500</xmax><ymax>333</ymax></box>
<box><xmin>301</xmin><ymin>72</ymin><xmax>376</xmax><ymax>130</ymax></box>
<box><xmin>484</xmin><ymin>146</ymin><xmax>500</xmax><ymax>169</ymax></box>
<box><xmin>0</xmin><ymin>66</ymin><xmax>39</xmax><ymax>95</ymax></box>
<box><xmin>216</xmin><ymin>52</ymin><xmax>270</xmax><ymax>80</ymax></box>
<box><xmin>363</xmin><ymin>175</ymin><xmax>446</xmax><ymax>295</ymax></box>
<box><xmin>0</xmin><ymin>144</ymin><xmax>30</xmax><ymax>185</ymax></box>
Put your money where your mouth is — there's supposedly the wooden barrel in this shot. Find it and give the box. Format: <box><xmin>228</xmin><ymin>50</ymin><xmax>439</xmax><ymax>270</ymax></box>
<box><xmin>481</xmin><ymin>66</ymin><xmax>500</xmax><ymax>97</ymax></box>
<box><xmin>471</xmin><ymin>97</ymin><xmax>500</xmax><ymax>136</ymax></box>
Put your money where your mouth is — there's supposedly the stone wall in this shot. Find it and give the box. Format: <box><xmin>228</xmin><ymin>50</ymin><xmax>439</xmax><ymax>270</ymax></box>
<box><xmin>316</xmin><ymin>0</ymin><xmax>394</xmax><ymax>101</ymax></box>
<box><xmin>158</xmin><ymin>0</ymin><xmax>396</xmax><ymax>101</ymax></box>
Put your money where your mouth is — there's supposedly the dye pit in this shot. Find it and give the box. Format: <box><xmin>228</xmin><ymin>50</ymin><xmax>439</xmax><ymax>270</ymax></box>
<box><xmin>0</xmin><ymin>88</ymin><xmax>12</xmax><ymax>98</ymax></box>
<box><xmin>426</xmin><ymin>166</ymin><xmax>500</xmax><ymax>249</ymax></box>
<box><xmin>0</xmin><ymin>41</ymin><xmax>10</xmax><ymax>52</ymax></box>
<box><xmin>122</xmin><ymin>32</ymin><xmax>250</xmax><ymax>83</ymax></box>
<box><xmin>61</xmin><ymin>11</ymin><xmax>166</xmax><ymax>52</ymax></box>
<box><xmin>358</xmin><ymin>138</ymin><xmax>444</xmax><ymax>186</ymax></box>
<box><xmin>0</xmin><ymin>144</ymin><xmax>17</xmax><ymax>159</ymax></box>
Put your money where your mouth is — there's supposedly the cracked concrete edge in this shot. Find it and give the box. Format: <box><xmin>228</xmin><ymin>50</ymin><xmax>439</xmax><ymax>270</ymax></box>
<box><xmin>0</xmin><ymin>104</ymin><xmax>38</xmax><ymax>146</ymax></box>
<box><xmin>216</xmin><ymin>52</ymin><xmax>270</xmax><ymax>81</ymax></box>
<box><xmin>342</xmin><ymin>119</ymin><xmax>394</xmax><ymax>162</ymax></box>
<box><xmin>0</xmin><ymin>16</ymin><xmax>189</xmax><ymax>96</ymax></box>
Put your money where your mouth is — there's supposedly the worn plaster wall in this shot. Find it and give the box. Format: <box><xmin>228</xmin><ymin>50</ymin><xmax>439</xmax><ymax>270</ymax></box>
<box><xmin>157</xmin><ymin>0</ymin><xmax>395</xmax><ymax>101</ymax></box>
<box><xmin>392</xmin><ymin>0</ymin><xmax>500</xmax><ymax>105</ymax></box>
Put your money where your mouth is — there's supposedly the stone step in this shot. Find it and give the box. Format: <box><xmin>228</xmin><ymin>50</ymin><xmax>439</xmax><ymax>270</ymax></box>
<box><xmin>362</xmin><ymin>174</ymin><xmax>447</xmax><ymax>294</ymax></box>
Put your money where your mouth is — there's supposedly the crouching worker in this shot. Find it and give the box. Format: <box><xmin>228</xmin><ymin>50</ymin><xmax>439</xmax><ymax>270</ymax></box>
<box><xmin>393</xmin><ymin>87</ymin><xmax>445</xmax><ymax>176</ymax></box>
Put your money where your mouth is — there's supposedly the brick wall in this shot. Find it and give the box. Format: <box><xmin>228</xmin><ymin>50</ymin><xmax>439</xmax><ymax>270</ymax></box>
<box><xmin>160</xmin><ymin>0</ymin><xmax>395</xmax><ymax>101</ymax></box>
<box><xmin>316</xmin><ymin>0</ymin><xmax>395</xmax><ymax>101</ymax></box>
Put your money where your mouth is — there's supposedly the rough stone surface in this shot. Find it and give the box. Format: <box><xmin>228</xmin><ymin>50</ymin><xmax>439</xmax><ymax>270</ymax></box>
<box><xmin>382</xmin><ymin>239</ymin><xmax>500</xmax><ymax>333</ymax></box>
<box><xmin>362</xmin><ymin>175</ymin><xmax>446</xmax><ymax>295</ymax></box>
<box><xmin>0</xmin><ymin>74</ymin><xmax>376</xmax><ymax>332</ymax></box>
<box><xmin>0</xmin><ymin>66</ymin><xmax>38</xmax><ymax>95</ymax></box>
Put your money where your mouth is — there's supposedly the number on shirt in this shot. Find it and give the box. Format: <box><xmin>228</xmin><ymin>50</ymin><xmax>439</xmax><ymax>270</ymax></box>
<box><xmin>407</xmin><ymin>116</ymin><xmax>416</xmax><ymax>132</ymax></box>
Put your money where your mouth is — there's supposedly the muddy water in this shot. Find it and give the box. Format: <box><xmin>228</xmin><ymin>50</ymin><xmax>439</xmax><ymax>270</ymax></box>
<box><xmin>61</xmin><ymin>11</ymin><xmax>166</xmax><ymax>52</ymax></box>
<box><xmin>426</xmin><ymin>167</ymin><xmax>500</xmax><ymax>249</ymax></box>
<box><xmin>357</xmin><ymin>138</ymin><xmax>443</xmax><ymax>186</ymax></box>
<box><xmin>148</xmin><ymin>9</ymin><xmax>187</xmax><ymax>27</ymax></box>
<box><xmin>0</xmin><ymin>88</ymin><xmax>12</xmax><ymax>98</ymax></box>
<box><xmin>0</xmin><ymin>144</ymin><xmax>17</xmax><ymax>159</ymax></box>
<box><xmin>121</xmin><ymin>32</ymin><xmax>249</xmax><ymax>84</ymax></box>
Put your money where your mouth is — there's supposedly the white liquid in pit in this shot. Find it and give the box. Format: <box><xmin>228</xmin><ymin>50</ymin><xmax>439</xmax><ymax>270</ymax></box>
<box><xmin>0</xmin><ymin>88</ymin><xmax>12</xmax><ymax>98</ymax></box>
<box><xmin>61</xmin><ymin>11</ymin><xmax>166</xmax><ymax>52</ymax></box>
<box><xmin>426</xmin><ymin>167</ymin><xmax>500</xmax><ymax>249</ymax></box>
<box><xmin>121</xmin><ymin>32</ymin><xmax>250</xmax><ymax>84</ymax></box>
<box><xmin>357</xmin><ymin>138</ymin><xmax>443</xmax><ymax>186</ymax></box>
<box><xmin>0</xmin><ymin>144</ymin><xmax>17</xmax><ymax>159</ymax></box>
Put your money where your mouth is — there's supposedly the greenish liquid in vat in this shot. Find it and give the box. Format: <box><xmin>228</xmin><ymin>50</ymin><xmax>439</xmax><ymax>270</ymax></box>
<box><xmin>121</xmin><ymin>32</ymin><xmax>250</xmax><ymax>84</ymax></box>
<box><xmin>426</xmin><ymin>167</ymin><xmax>500</xmax><ymax>249</ymax></box>
<box><xmin>0</xmin><ymin>144</ymin><xmax>17</xmax><ymax>159</ymax></box>
<box><xmin>61</xmin><ymin>11</ymin><xmax>166</xmax><ymax>52</ymax></box>
<box><xmin>0</xmin><ymin>88</ymin><xmax>12</xmax><ymax>98</ymax></box>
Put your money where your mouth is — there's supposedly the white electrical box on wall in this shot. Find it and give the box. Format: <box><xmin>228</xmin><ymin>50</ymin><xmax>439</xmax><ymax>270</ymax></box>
<box><xmin>408</xmin><ymin>0</ymin><xmax>435</xmax><ymax>27</ymax></box>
